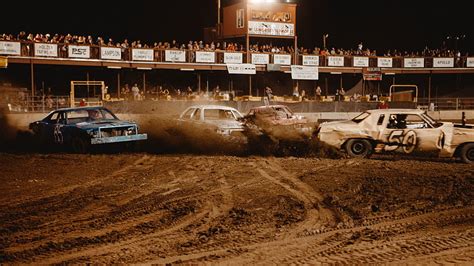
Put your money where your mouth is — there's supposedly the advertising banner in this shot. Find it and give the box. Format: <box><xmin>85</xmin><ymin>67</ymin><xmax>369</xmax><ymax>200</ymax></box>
<box><xmin>363</xmin><ymin>67</ymin><xmax>382</xmax><ymax>81</ymax></box>
<box><xmin>377</xmin><ymin>57</ymin><xmax>393</xmax><ymax>68</ymax></box>
<box><xmin>227</xmin><ymin>64</ymin><xmax>256</xmax><ymax>75</ymax></box>
<box><xmin>291</xmin><ymin>65</ymin><xmax>319</xmax><ymax>80</ymax></box>
<box><xmin>404</xmin><ymin>58</ymin><xmax>424</xmax><ymax>68</ymax></box>
<box><xmin>68</xmin><ymin>45</ymin><xmax>90</xmax><ymax>58</ymax></box>
<box><xmin>433</xmin><ymin>58</ymin><xmax>454</xmax><ymax>68</ymax></box>
<box><xmin>248</xmin><ymin>21</ymin><xmax>295</xmax><ymax>37</ymax></box>
<box><xmin>0</xmin><ymin>41</ymin><xmax>21</xmax><ymax>55</ymax></box>
<box><xmin>132</xmin><ymin>49</ymin><xmax>154</xmax><ymax>61</ymax></box>
<box><xmin>196</xmin><ymin>51</ymin><xmax>215</xmax><ymax>63</ymax></box>
<box><xmin>327</xmin><ymin>56</ymin><xmax>344</xmax><ymax>67</ymax></box>
<box><xmin>467</xmin><ymin>57</ymin><xmax>474</xmax><ymax>68</ymax></box>
<box><xmin>100</xmin><ymin>47</ymin><xmax>122</xmax><ymax>60</ymax></box>
<box><xmin>273</xmin><ymin>54</ymin><xmax>292</xmax><ymax>65</ymax></box>
<box><xmin>164</xmin><ymin>50</ymin><xmax>185</xmax><ymax>62</ymax></box>
<box><xmin>224</xmin><ymin>52</ymin><xmax>243</xmax><ymax>64</ymax></box>
<box><xmin>34</xmin><ymin>43</ymin><xmax>58</xmax><ymax>57</ymax></box>
<box><xmin>252</xmin><ymin>53</ymin><xmax>270</xmax><ymax>64</ymax></box>
<box><xmin>353</xmin><ymin>56</ymin><xmax>369</xmax><ymax>67</ymax></box>
<box><xmin>302</xmin><ymin>55</ymin><xmax>319</xmax><ymax>66</ymax></box>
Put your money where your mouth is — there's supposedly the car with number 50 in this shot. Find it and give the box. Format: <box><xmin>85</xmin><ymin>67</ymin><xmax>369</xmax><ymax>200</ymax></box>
<box><xmin>29</xmin><ymin>106</ymin><xmax>147</xmax><ymax>153</ymax></box>
<box><xmin>315</xmin><ymin>109</ymin><xmax>474</xmax><ymax>163</ymax></box>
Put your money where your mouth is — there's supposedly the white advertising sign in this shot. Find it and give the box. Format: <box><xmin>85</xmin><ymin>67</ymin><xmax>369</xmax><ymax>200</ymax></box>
<box><xmin>273</xmin><ymin>54</ymin><xmax>292</xmax><ymax>65</ymax></box>
<box><xmin>467</xmin><ymin>57</ymin><xmax>474</xmax><ymax>68</ymax></box>
<box><xmin>377</xmin><ymin>57</ymin><xmax>393</xmax><ymax>68</ymax></box>
<box><xmin>291</xmin><ymin>65</ymin><xmax>319</xmax><ymax>80</ymax></box>
<box><xmin>164</xmin><ymin>50</ymin><xmax>185</xmax><ymax>62</ymax></box>
<box><xmin>303</xmin><ymin>55</ymin><xmax>319</xmax><ymax>66</ymax></box>
<box><xmin>34</xmin><ymin>43</ymin><xmax>58</xmax><ymax>57</ymax></box>
<box><xmin>433</xmin><ymin>58</ymin><xmax>454</xmax><ymax>68</ymax></box>
<box><xmin>196</xmin><ymin>51</ymin><xmax>215</xmax><ymax>63</ymax></box>
<box><xmin>252</xmin><ymin>53</ymin><xmax>270</xmax><ymax>65</ymax></box>
<box><xmin>0</xmin><ymin>41</ymin><xmax>21</xmax><ymax>55</ymax></box>
<box><xmin>353</xmin><ymin>56</ymin><xmax>369</xmax><ymax>67</ymax></box>
<box><xmin>327</xmin><ymin>56</ymin><xmax>344</xmax><ymax>67</ymax></box>
<box><xmin>100</xmin><ymin>47</ymin><xmax>121</xmax><ymax>60</ymax></box>
<box><xmin>248</xmin><ymin>21</ymin><xmax>295</xmax><ymax>37</ymax></box>
<box><xmin>68</xmin><ymin>45</ymin><xmax>91</xmax><ymax>58</ymax></box>
<box><xmin>224</xmin><ymin>52</ymin><xmax>243</xmax><ymax>64</ymax></box>
<box><xmin>132</xmin><ymin>49</ymin><xmax>154</xmax><ymax>61</ymax></box>
<box><xmin>404</xmin><ymin>58</ymin><xmax>424</xmax><ymax>68</ymax></box>
<box><xmin>68</xmin><ymin>45</ymin><xmax>90</xmax><ymax>58</ymax></box>
<box><xmin>227</xmin><ymin>64</ymin><xmax>256</xmax><ymax>75</ymax></box>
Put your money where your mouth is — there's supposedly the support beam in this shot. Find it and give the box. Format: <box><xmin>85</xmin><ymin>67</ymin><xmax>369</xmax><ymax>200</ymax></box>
<box><xmin>30</xmin><ymin>62</ymin><xmax>35</xmax><ymax>97</ymax></box>
<box><xmin>142</xmin><ymin>72</ymin><xmax>146</xmax><ymax>94</ymax></box>
<box><xmin>117</xmin><ymin>72</ymin><xmax>121</xmax><ymax>98</ymax></box>
<box><xmin>249</xmin><ymin>75</ymin><xmax>252</xmax><ymax>96</ymax></box>
<box><xmin>428</xmin><ymin>73</ymin><xmax>432</xmax><ymax>104</ymax></box>
<box><xmin>197</xmin><ymin>73</ymin><xmax>201</xmax><ymax>93</ymax></box>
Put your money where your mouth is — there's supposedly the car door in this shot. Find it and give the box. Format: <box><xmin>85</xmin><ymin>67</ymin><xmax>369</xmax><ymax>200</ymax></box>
<box><xmin>381</xmin><ymin>113</ymin><xmax>443</xmax><ymax>154</ymax></box>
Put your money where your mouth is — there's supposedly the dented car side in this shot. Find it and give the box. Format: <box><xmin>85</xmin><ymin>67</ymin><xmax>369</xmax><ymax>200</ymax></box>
<box><xmin>317</xmin><ymin>109</ymin><xmax>474</xmax><ymax>163</ymax></box>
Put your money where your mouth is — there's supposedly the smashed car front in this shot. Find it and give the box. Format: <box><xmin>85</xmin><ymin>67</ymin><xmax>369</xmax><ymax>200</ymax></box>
<box><xmin>317</xmin><ymin>120</ymin><xmax>373</xmax><ymax>149</ymax></box>
<box><xmin>77</xmin><ymin>120</ymin><xmax>148</xmax><ymax>145</ymax></box>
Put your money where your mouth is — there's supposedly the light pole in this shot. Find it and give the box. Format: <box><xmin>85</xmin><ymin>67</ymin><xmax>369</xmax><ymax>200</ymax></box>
<box><xmin>323</xmin><ymin>34</ymin><xmax>329</xmax><ymax>49</ymax></box>
<box><xmin>217</xmin><ymin>0</ymin><xmax>221</xmax><ymax>24</ymax></box>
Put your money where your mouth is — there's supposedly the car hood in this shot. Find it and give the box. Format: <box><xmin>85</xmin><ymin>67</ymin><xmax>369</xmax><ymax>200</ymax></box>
<box><xmin>74</xmin><ymin>120</ymin><xmax>137</xmax><ymax>130</ymax></box>
<box><xmin>320</xmin><ymin>120</ymin><xmax>358</xmax><ymax>130</ymax></box>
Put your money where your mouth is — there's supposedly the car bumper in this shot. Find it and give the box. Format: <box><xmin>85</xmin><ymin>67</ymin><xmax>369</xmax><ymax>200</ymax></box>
<box><xmin>90</xmin><ymin>134</ymin><xmax>148</xmax><ymax>145</ymax></box>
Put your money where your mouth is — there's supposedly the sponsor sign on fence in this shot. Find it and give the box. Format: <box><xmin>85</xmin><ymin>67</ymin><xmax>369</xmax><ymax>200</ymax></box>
<box><xmin>302</xmin><ymin>55</ymin><xmax>319</xmax><ymax>66</ymax></box>
<box><xmin>132</xmin><ymin>49</ymin><xmax>154</xmax><ymax>61</ymax></box>
<box><xmin>248</xmin><ymin>21</ymin><xmax>295</xmax><ymax>37</ymax></box>
<box><xmin>224</xmin><ymin>52</ymin><xmax>243</xmax><ymax>64</ymax></box>
<box><xmin>467</xmin><ymin>57</ymin><xmax>474</xmax><ymax>68</ymax></box>
<box><xmin>68</xmin><ymin>45</ymin><xmax>90</xmax><ymax>59</ymax></box>
<box><xmin>0</xmin><ymin>41</ymin><xmax>21</xmax><ymax>55</ymax></box>
<box><xmin>273</xmin><ymin>54</ymin><xmax>292</xmax><ymax>65</ymax></box>
<box><xmin>327</xmin><ymin>56</ymin><xmax>344</xmax><ymax>67</ymax></box>
<box><xmin>353</xmin><ymin>57</ymin><xmax>369</xmax><ymax>67</ymax></box>
<box><xmin>291</xmin><ymin>65</ymin><xmax>319</xmax><ymax>80</ymax></box>
<box><xmin>404</xmin><ymin>58</ymin><xmax>424</xmax><ymax>68</ymax></box>
<box><xmin>34</xmin><ymin>43</ymin><xmax>58</xmax><ymax>57</ymax></box>
<box><xmin>252</xmin><ymin>53</ymin><xmax>270</xmax><ymax>65</ymax></box>
<box><xmin>433</xmin><ymin>58</ymin><xmax>454</xmax><ymax>68</ymax></box>
<box><xmin>363</xmin><ymin>67</ymin><xmax>382</xmax><ymax>81</ymax></box>
<box><xmin>164</xmin><ymin>50</ymin><xmax>185</xmax><ymax>62</ymax></box>
<box><xmin>377</xmin><ymin>57</ymin><xmax>393</xmax><ymax>68</ymax></box>
<box><xmin>0</xmin><ymin>56</ymin><xmax>7</xmax><ymax>68</ymax></box>
<box><xmin>227</xmin><ymin>64</ymin><xmax>256</xmax><ymax>75</ymax></box>
<box><xmin>101</xmin><ymin>47</ymin><xmax>121</xmax><ymax>60</ymax></box>
<box><xmin>196</xmin><ymin>51</ymin><xmax>215</xmax><ymax>63</ymax></box>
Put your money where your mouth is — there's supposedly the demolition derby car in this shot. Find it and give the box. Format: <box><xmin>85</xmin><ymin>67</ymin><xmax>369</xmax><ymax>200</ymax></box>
<box><xmin>316</xmin><ymin>109</ymin><xmax>474</xmax><ymax>163</ymax></box>
<box><xmin>177</xmin><ymin>105</ymin><xmax>245</xmax><ymax>137</ymax></box>
<box><xmin>242</xmin><ymin>105</ymin><xmax>316</xmax><ymax>155</ymax></box>
<box><xmin>29</xmin><ymin>106</ymin><xmax>147</xmax><ymax>153</ymax></box>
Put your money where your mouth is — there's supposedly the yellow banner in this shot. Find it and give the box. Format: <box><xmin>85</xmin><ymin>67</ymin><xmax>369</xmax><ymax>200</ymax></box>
<box><xmin>0</xmin><ymin>56</ymin><xmax>7</xmax><ymax>68</ymax></box>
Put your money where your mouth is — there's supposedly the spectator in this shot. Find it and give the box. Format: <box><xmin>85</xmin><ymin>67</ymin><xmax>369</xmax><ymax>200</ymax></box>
<box><xmin>315</xmin><ymin>86</ymin><xmax>322</xmax><ymax>101</ymax></box>
<box><xmin>131</xmin><ymin>83</ymin><xmax>140</xmax><ymax>101</ymax></box>
<box><xmin>264</xmin><ymin>86</ymin><xmax>273</xmax><ymax>106</ymax></box>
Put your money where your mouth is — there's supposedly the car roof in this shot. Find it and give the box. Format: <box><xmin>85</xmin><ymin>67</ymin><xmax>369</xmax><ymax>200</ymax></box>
<box><xmin>53</xmin><ymin>106</ymin><xmax>107</xmax><ymax>112</ymax></box>
<box><xmin>366</xmin><ymin>109</ymin><xmax>425</xmax><ymax>115</ymax></box>
<box><xmin>251</xmin><ymin>105</ymin><xmax>288</xmax><ymax>110</ymax></box>
<box><xmin>186</xmin><ymin>105</ymin><xmax>239</xmax><ymax>111</ymax></box>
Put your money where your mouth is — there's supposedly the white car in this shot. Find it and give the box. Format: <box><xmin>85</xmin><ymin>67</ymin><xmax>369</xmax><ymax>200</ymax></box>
<box><xmin>178</xmin><ymin>105</ymin><xmax>245</xmax><ymax>137</ymax></box>
<box><xmin>316</xmin><ymin>109</ymin><xmax>474</xmax><ymax>163</ymax></box>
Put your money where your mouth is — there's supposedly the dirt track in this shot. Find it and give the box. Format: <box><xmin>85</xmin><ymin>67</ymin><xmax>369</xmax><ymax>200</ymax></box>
<box><xmin>0</xmin><ymin>153</ymin><xmax>473</xmax><ymax>264</ymax></box>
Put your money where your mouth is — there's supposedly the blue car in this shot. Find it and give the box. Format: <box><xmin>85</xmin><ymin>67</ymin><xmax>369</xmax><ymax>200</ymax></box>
<box><xmin>29</xmin><ymin>106</ymin><xmax>147</xmax><ymax>153</ymax></box>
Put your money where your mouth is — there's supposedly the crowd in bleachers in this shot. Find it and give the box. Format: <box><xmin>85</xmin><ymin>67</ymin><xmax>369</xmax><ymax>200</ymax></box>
<box><xmin>0</xmin><ymin>31</ymin><xmax>469</xmax><ymax>57</ymax></box>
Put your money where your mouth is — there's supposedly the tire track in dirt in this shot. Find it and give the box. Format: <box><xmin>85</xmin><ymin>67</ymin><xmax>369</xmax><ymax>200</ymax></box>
<box><xmin>256</xmin><ymin>158</ymin><xmax>336</xmax><ymax>234</ymax></box>
<box><xmin>152</xmin><ymin>206</ymin><xmax>474</xmax><ymax>265</ymax></box>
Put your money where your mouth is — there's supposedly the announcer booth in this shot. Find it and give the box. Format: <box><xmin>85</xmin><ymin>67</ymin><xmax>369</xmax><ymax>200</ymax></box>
<box><xmin>222</xmin><ymin>0</ymin><xmax>298</xmax><ymax>64</ymax></box>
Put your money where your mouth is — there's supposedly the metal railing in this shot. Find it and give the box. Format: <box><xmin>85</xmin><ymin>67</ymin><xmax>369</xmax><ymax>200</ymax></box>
<box><xmin>1</xmin><ymin>40</ymin><xmax>472</xmax><ymax>68</ymax></box>
<box><xmin>417</xmin><ymin>98</ymin><xmax>474</xmax><ymax>110</ymax></box>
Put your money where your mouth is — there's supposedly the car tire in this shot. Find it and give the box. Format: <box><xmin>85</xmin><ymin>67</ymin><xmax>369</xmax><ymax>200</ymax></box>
<box><xmin>71</xmin><ymin>137</ymin><xmax>89</xmax><ymax>154</ymax></box>
<box><xmin>459</xmin><ymin>143</ymin><xmax>474</xmax><ymax>164</ymax></box>
<box><xmin>345</xmin><ymin>139</ymin><xmax>373</xmax><ymax>158</ymax></box>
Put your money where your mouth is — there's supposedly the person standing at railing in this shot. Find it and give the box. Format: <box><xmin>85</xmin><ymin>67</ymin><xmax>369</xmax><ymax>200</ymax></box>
<box><xmin>132</xmin><ymin>84</ymin><xmax>140</xmax><ymax>101</ymax></box>
<box><xmin>315</xmin><ymin>86</ymin><xmax>322</xmax><ymax>101</ymax></box>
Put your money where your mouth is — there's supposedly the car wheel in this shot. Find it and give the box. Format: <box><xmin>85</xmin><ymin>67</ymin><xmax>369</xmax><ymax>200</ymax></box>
<box><xmin>459</xmin><ymin>143</ymin><xmax>474</xmax><ymax>164</ymax></box>
<box><xmin>345</xmin><ymin>139</ymin><xmax>373</xmax><ymax>158</ymax></box>
<box><xmin>71</xmin><ymin>137</ymin><xmax>89</xmax><ymax>154</ymax></box>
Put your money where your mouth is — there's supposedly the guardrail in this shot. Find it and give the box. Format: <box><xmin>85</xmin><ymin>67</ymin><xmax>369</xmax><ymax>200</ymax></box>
<box><xmin>417</xmin><ymin>98</ymin><xmax>474</xmax><ymax>111</ymax></box>
<box><xmin>1</xmin><ymin>40</ymin><xmax>473</xmax><ymax>68</ymax></box>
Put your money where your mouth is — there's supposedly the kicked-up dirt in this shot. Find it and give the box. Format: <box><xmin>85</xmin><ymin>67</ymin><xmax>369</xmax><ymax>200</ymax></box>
<box><xmin>0</xmin><ymin>153</ymin><xmax>473</xmax><ymax>264</ymax></box>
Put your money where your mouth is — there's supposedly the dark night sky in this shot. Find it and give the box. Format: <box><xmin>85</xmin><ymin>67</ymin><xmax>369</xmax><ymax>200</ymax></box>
<box><xmin>1</xmin><ymin>0</ymin><xmax>473</xmax><ymax>53</ymax></box>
